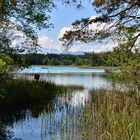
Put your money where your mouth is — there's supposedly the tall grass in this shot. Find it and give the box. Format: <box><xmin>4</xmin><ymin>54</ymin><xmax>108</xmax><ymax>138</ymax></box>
<box><xmin>0</xmin><ymin>79</ymin><xmax>81</xmax><ymax>111</ymax></box>
<box><xmin>0</xmin><ymin>79</ymin><xmax>83</xmax><ymax>139</ymax></box>
<box><xmin>79</xmin><ymin>89</ymin><xmax>140</xmax><ymax>140</ymax></box>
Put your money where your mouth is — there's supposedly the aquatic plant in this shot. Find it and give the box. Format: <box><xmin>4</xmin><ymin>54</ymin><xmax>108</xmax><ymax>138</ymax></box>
<box><xmin>79</xmin><ymin>89</ymin><xmax>140</xmax><ymax>140</ymax></box>
<box><xmin>0</xmin><ymin>79</ymin><xmax>82</xmax><ymax>112</ymax></box>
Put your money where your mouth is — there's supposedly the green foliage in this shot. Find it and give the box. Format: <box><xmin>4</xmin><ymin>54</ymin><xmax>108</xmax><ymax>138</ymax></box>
<box><xmin>60</xmin><ymin>0</ymin><xmax>140</xmax><ymax>90</ymax></box>
<box><xmin>0</xmin><ymin>59</ymin><xmax>6</xmax><ymax>73</ymax></box>
<box><xmin>0</xmin><ymin>0</ymin><xmax>56</xmax><ymax>79</ymax></box>
<box><xmin>79</xmin><ymin>89</ymin><xmax>140</xmax><ymax>139</ymax></box>
<box><xmin>60</xmin><ymin>0</ymin><xmax>140</xmax><ymax>47</ymax></box>
<box><xmin>0</xmin><ymin>0</ymin><xmax>86</xmax><ymax>54</ymax></box>
<box><xmin>60</xmin><ymin>1</ymin><xmax>140</xmax><ymax>52</ymax></box>
<box><xmin>42</xmin><ymin>56</ymin><xmax>49</xmax><ymax>65</ymax></box>
<box><xmin>108</xmin><ymin>48</ymin><xmax>140</xmax><ymax>91</ymax></box>
<box><xmin>0</xmin><ymin>53</ymin><xmax>14</xmax><ymax>80</ymax></box>
<box><xmin>23</xmin><ymin>52</ymin><xmax>112</xmax><ymax>67</ymax></box>
<box><xmin>0</xmin><ymin>0</ymin><xmax>55</xmax><ymax>52</ymax></box>
<box><xmin>117</xmin><ymin>55</ymin><xmax>140</xmax><ymax>92</ymax></box>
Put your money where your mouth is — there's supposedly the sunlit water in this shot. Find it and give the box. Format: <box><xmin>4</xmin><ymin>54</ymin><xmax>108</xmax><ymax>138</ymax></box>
<box><xmin>4</xmin><ymin>66</ymin><xmax>113</xmax><ymax>140</ymax></box>
<box><xmin>19</xmin><ymin>65</ymin><xmax>105</xmax><ymax>74</ymax></box>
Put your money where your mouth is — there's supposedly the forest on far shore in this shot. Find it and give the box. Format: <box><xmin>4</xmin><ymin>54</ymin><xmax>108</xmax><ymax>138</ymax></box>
<box><xmin>23</xmin><ymin>52</ymin><xmax>115</xmax><ymax>67</ymax></box>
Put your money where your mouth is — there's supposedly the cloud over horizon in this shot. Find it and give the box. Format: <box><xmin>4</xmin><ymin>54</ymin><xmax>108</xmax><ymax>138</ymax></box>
<box><xmin>38</xmin><ymin>16</ymin><xmax>117</xmax><ymax>54</ymax></box>
<box><xmin>38</xmin><ymin>35</ymin><xmax>117</xmax><ymax>54</ymax></box>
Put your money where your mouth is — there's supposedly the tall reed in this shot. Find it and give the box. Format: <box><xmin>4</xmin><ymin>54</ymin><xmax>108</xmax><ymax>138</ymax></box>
<box><xmin>79</xmin><ymin>89</ymin><xmax>140</xmax><ymax>140</ymax></box>
<box><xmin>0</xmin><ymin>79</ymin><xmax>81</xmax><ymax>111</ymax></box>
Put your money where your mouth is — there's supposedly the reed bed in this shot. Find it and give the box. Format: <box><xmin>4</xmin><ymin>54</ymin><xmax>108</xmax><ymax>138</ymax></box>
<box><xmin>79</xmin><ymin>89</ymin><xmax>140</xmax><ymax>140</ymax></box>
<box><xmin>0</xmin><ymin>79</ymin><xmax>82</xmax><ymax>111</ymax></box>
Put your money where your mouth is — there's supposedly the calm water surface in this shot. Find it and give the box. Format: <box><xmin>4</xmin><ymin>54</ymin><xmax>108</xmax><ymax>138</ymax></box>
<box><xmin>4</xmin><ymin>66</ymin><xmax>113</xmax><ymax>140</ymax></box>
<box><xmin>19</xmin><ymin>65</ymin><xmax>105</xmax><ymax>74</ymax></box>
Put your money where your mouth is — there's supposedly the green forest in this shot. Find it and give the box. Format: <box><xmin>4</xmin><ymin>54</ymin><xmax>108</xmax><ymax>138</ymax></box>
<box><xmin>23</xmin><ymin>52</ymin><xmax>113</xmax><ymax>66</ymax></box>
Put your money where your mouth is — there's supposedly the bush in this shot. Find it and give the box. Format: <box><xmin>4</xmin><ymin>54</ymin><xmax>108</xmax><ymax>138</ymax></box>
<box><xmin>0</xmin><ymin>53</ymin><xmax>14</xmax><ymax>80</ymax></box>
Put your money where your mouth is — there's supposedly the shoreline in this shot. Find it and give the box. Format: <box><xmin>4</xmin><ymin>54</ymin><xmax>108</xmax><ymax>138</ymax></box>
<box><xmin>79</xmin><ymin>66</ymin><xmax>118</xmax><ymax>70</ymax></box>
<box><xmin>30</xmin><ymin>65</ymin><xmax>117</xmax><ymax>70</ymax></box>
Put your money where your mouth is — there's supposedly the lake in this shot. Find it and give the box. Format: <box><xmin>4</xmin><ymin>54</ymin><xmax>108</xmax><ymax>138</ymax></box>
<box><xmin>17</xmin><ymin>66</ymin><xmax>110</xmax><ymax>90</ymax></box>
<box><xmin>2</xmin><ymin>66</ymin><xmax>113</xmax><ymax>140</ymax></box>
<box><xmin>19</xmin><ymin>65</ymin><xmax>105</xmax><ymax>74</ymax></box>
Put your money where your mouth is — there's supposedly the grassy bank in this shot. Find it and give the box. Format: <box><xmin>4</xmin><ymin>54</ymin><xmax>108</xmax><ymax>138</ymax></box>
<box><xmin>79</xmin><ymin>89</ymin><xmax>140</xmax><ymax>140</ymax></box>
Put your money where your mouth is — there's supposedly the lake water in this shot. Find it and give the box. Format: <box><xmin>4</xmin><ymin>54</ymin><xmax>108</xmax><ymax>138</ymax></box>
<box><xmin>3</xmin><ymin>66</ymin><xmax>113</xmax><ymax>140</ymax></box>
<box><xmin>18</xmin><ymin>66</ymin><xmax>110</xmax><ymax>90</ymax></box>
<box><xmin>19</xmin><ymin>65</ymin><xmax>105</xmax><ymax>74</ymax></box>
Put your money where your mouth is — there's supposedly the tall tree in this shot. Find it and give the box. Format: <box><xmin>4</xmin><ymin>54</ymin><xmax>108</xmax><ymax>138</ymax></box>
<box><xmin>0</xmin><ymin>0</ymin><xmax>86</xmax><ymax>53</ymax></box>
<box><xmin>0</xmin><ymin>0</ymin><xmax>55</xmax><ymax>53</ymax></box>
<box><xmin>60</xmin><ymin>0</ymin><xmax>140</xmax><ymax>91</ymax></box>
<box><xmin>0</xmin><ymin>0</ymin><xmax>86</xmax><ymax>77</ymax></box>
<box><xmin>60</xmin><ymin>0</ymin><xmax>140</xmax><ymax>52</ymax></box>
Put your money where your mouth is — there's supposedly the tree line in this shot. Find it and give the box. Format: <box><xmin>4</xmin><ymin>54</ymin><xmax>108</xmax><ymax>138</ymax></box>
<box><xmin>22</xmin><ymin>52</ymin><xmax>116</xmax><ymax>67</ymax></box>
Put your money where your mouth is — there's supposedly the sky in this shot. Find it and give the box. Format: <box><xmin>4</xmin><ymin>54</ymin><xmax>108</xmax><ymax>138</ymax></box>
<box><xmin>37</xmin><ymin>1</ymin><xmax>116</xmax><ymax>54</ymax></box>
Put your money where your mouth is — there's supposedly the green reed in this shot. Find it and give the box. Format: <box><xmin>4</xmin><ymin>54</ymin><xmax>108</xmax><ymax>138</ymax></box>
<box><xmin>79</xmin><ymin>89</ymin><xmax>140</xmax><ymax>140</ymax></box>
<box><xmin>0</xmin><ymin>79</ymin><xmax>82</xmax><ymax>111</ymax></box>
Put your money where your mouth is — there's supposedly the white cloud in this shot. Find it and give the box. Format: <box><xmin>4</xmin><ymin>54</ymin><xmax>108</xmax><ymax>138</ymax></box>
<box><xmin>89</xmin><ymin>15</ymin><xmax>114</xmax><ymax>31</ymax></box>
<box><xmin>38</xmin><ymin>36</ymin><xmax>63</xmax><ymax>53</ymax></box>
<box><xmin>38</xmin><ymin>15</ymin><xmax>117</xmax><ymax>54</ymax></box>
<box><xmin>38</xmin><ymin>36</ymin><xmax>49</xmax><ymax>48</ymax></box>
<box><xmin>38</xmin><ymin>34</ymin><xmax>116</xmax><ymax>53</ymax></box>
<box><xmin>67</xmin><ymin>41</ymin><xmax>117</xmax><ymax>53</ymax></box>
<box><xmin>58</xmin><ymin>26</ymin><xmax>73</xmax><ymax>39</ymax></box>
<box><xmin>58</xmin><ymin>16</ymin><xmax>117</xmax><ymax>53</ymax></box>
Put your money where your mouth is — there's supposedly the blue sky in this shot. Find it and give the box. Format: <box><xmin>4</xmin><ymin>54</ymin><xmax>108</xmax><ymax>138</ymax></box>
<box><xmin>38</xmin><ymin>1</ymin><xmax>94</xmax><ymax>38</ymax></box>
<box><xmin>37</xmin><ymin>1</ymin><xmax>116</xmax><ymax>54</ymax></box>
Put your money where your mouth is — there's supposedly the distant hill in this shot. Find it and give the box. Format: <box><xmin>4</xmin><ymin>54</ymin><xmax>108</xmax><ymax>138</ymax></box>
<box><xmin>39</xmin><ymin>48</ymin><xmax>60</xmax><ymax>54</ymax></box>
<box><xmin>39</xmin><ymin>48</ymin><xmax>86</xmax><ymax>55</ymax></box>
<box><xmin>63</xmin><ymin>51</ymin><xmax>86</xmax><ymax>55</ymax></box>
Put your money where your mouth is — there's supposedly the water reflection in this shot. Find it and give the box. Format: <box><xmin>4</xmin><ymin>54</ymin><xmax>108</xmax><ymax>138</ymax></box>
<box><xmin>11</xmin><ymin>90</ymin><xmax>89</xmax><ymax>140</ymax></box>
<box><xmin>59</xmin><ymin>89</ymin><xmax>89</xmax><ymax>106</ymax></box>
<box><xmin>4</xmin><ymin>71</ymin><xmax>112</xmax><ymax>140</ymax></box>
<box><xmin>18</xmin><ymin>73</ymin><xmax>112</xmax><ymax>90</ymax></box>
